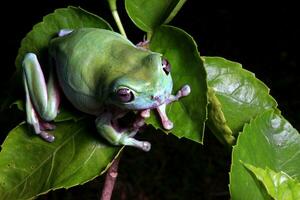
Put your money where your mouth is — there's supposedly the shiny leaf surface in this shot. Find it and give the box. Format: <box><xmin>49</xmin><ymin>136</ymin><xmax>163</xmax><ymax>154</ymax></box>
<box><xmin>230</xmin><ymin>110</ymin><xmax>300</xmax><ymax>200</ymax></box>
<box><xmin>204</xmin><ymin>57</ymin><xmax>277</xmax><ymax>137</ymax></box>
<box><xmin>243</xmin><ymin>163</ymin><xmax>300</xmax><ymax>200</ymax></box>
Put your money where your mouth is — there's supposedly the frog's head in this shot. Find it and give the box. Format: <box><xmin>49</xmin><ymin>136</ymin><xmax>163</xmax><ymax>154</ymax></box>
<box><xmin>110</xmin><ymin>52</ymin><xmax>173</xmax><ymax>110</ymax></box>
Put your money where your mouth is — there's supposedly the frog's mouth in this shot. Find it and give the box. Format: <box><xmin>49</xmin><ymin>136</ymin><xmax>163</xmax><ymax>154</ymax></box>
<box><xmin>140</xmin><ymin>84</ymin><xmax>191</xmax><ymax>130</ymax></box>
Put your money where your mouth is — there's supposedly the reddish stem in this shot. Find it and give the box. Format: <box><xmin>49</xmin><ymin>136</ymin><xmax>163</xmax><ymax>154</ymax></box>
<box><xmin>100</xmin><ymin>156</ymin><xmax>121</xmax><ymax>200</ymax></box>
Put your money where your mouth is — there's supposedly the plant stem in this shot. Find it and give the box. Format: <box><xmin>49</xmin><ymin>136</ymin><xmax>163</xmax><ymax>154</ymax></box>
<box><xmin>112</xmin><ymin>10</ymin><xmax>127</xmax><ymax>38</ymax></box>
<box><xmin>107</xmin><ymin>0</ymin><xmax>127</xmax><ymax>38</ymax></box>
<box><xmin>147</xmin><ymin>31</ymin><xmax>152</xmax><ymax>41</ymax></box>
<box><xmin>100</xmin><ymin>156</ymin><xmax>121</xmax><ymax>200</ymax></box>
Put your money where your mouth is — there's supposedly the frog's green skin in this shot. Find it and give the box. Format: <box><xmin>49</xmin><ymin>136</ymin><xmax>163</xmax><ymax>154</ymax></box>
<box><xmin>22</xmin><ymin>28</ymin><xmax>191</xmax><ymax>151</ymax></box>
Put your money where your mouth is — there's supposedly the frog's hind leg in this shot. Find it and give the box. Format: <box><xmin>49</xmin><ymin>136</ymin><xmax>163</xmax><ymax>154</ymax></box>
<box><xmin>22</xmin><ymin>53</ymin><xmax>60</xmax><ymax>142</ymax></box>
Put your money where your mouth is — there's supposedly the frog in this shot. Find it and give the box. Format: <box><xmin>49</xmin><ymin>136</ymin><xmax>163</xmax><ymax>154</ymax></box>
<box><xmin>22</xmin><ymin>28</ymin><xmax>191</xmax><ymax>152</ymax></box>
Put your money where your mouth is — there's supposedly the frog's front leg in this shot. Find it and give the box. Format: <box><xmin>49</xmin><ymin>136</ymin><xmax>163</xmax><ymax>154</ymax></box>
<box><xmin>22</xmin><ymin>53</ymin><xmax>60</xmax><ymax>142</ymax></box>
<box><xmin>95</xmin><ymin>111</ymin><xmax>151</xmax><ymax>151</ymax></box>
<box><xmin>157</xmin><ymin>85</ymin><xmax>191</xmax><ymax>130</ymax></box>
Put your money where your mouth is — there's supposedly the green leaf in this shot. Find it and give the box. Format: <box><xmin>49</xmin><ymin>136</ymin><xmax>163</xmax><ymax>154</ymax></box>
<box><xmin>147</xmin><ymin>25</ymin><xmax>208</xmax><ymax>143</ymax></box>
<box><xmin>243</xmin><ymin>163</ymin><xmax>300</xmax><ymax>200</ymax></box>
<box><xmin>15</xmin><ymin>6</ymin><xmax>112</xmax><ymax>71</ymax></box>
<box><xmin>125</xmin><ymin>0</ymin><xmax>186</xmax><ymax>32</ymax></box>
<box><xmin>0</xmin><ymin>121</ymin><xmax>121</xmax><ymax>200</ymax></box>
<box><xmin>230</xmin><ymin>110</ymin><xmax>300</xmax><ymax>200</ymax></box>
<box><xmin>204</xmin><ymin>57</ymin><xmax>277</xmax><ymax>137</ymax></box>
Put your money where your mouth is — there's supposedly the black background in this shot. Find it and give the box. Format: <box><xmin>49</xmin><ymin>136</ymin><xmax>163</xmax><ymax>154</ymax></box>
<box><xmin>1</xmin><ymin>1</ymin><xmax>299</xmax><ymax>199</ymax></box>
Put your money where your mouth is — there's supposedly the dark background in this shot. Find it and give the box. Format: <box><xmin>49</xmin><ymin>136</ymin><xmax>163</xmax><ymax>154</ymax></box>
<box><xmin>1</xmin><ymin>1</ymin><xmax>299</xmax><ymax>199</ymax></box>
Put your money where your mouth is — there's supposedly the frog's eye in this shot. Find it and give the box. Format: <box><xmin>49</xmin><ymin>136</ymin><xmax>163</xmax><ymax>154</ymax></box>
<box><xmin>116</xmin><ymin>88</ymin><xmax>134</xmax><ymax>103</ymax></box>
<box><xmin>162</xmin><ymin>58</ymin><xmax>171</xmax><ymax>75</ymax></box>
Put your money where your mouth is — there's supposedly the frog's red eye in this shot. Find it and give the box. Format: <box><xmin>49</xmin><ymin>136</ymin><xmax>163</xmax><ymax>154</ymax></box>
<box><xmin>116</xmin><ymin>88</ymin><xmax>134</xmax><ymax>102</ymax></box>
<box><xmin>162</xmin><ymin>58</ymin><xmax>171</xmax><ymax>75</ymax></box>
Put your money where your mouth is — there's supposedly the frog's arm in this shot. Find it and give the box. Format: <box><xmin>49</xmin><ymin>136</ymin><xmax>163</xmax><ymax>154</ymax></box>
<box><xmin>22</xmin><ymin>53</ymin><xmax>60</xmax><ymax>142</ymax></box>
<box><xmin>95</xmin><ymin>111</ymin><xmax>151</xmax><ymax>151</ymax></box>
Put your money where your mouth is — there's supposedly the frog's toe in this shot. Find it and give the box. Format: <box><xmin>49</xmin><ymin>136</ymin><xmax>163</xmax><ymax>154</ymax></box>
<box><xmin>121</xmin><ymin>136</ymin><xmax>151</xmax><ymax>152</ymax></box>
<box><xmin>181</xmin><ymin>84</ymin><xmax>191</xmax><ymax>97</ymax></box>
<box><xmin>40</xmin><ymin>122</ymin><xmax>56</xmax><ymax>131</ymax></box>
<box><xmin>162</xmin><ymin>120</ymin><xmax>173</xmax><ymax>130</ymax></box>
<box><xmin>156</xmin><ymin>104</ymin><xmax>174</xmax><ymax>130</ymax></box>
<box><xmin>39</xmin><ymin>131</ymin><xmax>55</xmax><ymax>142</ymax></box>
<box><xmin>140</xmin><ymin>141</ymin><xmax>151</xmax><ymax>152</ymax></box>
<box><xmin>140</xmin><ymin>109</ymin><xmax>151</xmax><ymax>118</ymax></box>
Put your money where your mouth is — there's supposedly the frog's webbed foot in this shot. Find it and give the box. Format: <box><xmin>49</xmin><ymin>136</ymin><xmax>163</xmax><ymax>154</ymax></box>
<box><xmin>96</xmin><ymin>110</ymin><xmax>151</xmax><ymax>152</ymax></box>
<box><xmin>166</xmin><ymin>84</ymin><xmax>191</xmax><ymax>104</ymax></box>
<box><xmin>39</xmin><ymin>131</ymin><xmax>55</xmax><ymax>142</ymax></box>
<box><xmin>136</xmin><ymin>39</ymin><xmax>150</xmax><ymax>50</ymax></box>
<box><xmin>156</xmin><ymin>85</ymin><xmax>191</xmax><ymax>130</ymax></box>
<box><xmin>29</xmin><ymin>119</ymin><xmax>55</xmax><ymax>142</ymax></box>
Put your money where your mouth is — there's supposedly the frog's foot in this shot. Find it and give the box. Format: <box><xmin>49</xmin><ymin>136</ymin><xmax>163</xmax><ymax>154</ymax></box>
<box><xmin>39</xmin><ymin>131</ymin><xmax>55</xmax><ymax>142</ymax></box>
<box><xmin>136</xmin><ymin>38</ymin><xmax>149</xmax><ymax>50</ymax></box>
<box><xmin>156</xmin><ymin>85</ymin><xmax>191</xmax><ymax>130</ymax></box>
<box><xmin>166</xmin><ymin>84</ymin><xmax>191</xmax><ymax>104</ymax></box>
<box><xmin>120</xmin><ymin>133</ymin><xmax>151</xmax><ymax>152</ymax></box>
<box><xmin>96</xmin><ymin>111</ymin><xmax>151</xmax><ymax>152</ymax></box>
<box><xmin>140</xmin><ymin>109</ymin><xmax>150</xmax><ymax>118</ymax></box>
<box><xmin>117</xmin><ymin>111</ymin><xmax>151</xmax><ymax>151</ymax></box>
<box><xmin>132</xmin><ymin>109</ymin><xmax>150</xmax><ymax>131</ymax></box>
<box><xmin>24</xmin><ymin>98</ymin><xmax>56</xmax><ymax>143</ymax></box>
<box><xmin>29</xmin><ymin>121</ymin><xmax>55</xmax><ymax>142</ymax></box>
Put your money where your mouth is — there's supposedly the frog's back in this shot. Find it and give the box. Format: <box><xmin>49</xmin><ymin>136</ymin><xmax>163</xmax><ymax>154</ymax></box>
<box><xmin>49</xmin><ymin>28</ymin><xmax>137</xmax><ymax>114</ymax></box>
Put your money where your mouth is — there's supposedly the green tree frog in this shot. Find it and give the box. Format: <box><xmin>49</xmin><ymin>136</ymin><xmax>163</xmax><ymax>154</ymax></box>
<box><xmin>22</xmin><ymin>28</ymin><xmax>190</xmax><ymax>151</ymax></box>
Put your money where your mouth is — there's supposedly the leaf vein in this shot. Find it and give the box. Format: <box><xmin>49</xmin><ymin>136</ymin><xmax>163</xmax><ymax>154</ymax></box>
<box><xmin>279</xmin><ymin>149</ymin><xmax>300</xmax><ymax>169</ymax></box>
<box><xmin>7</xmin><ymin>126</ymin><xmax>84</xmax><ymax>194</ymax></box>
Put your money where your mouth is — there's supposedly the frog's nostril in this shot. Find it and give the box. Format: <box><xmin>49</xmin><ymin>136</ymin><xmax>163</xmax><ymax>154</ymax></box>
<box><xmin>151</xmin><ymin>95</ymin><xmax>165</xmax><ymax>104</ymax></box>
<box><xmin>153</xmin><ymin>95</ymin><xmax>164</xmax><ymax>103</ymax></box>
<box><xmin>151</xmin><ymin>95</ymin><xmax>159</xmax><ymax>100</ymax></box>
